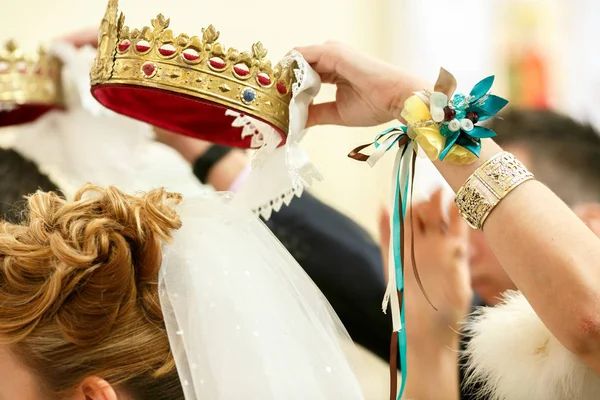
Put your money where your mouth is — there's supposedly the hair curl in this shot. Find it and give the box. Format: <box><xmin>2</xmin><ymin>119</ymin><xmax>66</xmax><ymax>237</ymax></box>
<box><xmin>0</xmin><ymin>184</ymin><xmax>184</xmax><ymax>399</ymax></box>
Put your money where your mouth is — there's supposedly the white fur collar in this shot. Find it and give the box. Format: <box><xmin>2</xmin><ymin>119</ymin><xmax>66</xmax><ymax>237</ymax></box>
<box><xmin>463</xmin><ymin>291</ymin><xmax>600</xmax><ymax>400</ymax></box>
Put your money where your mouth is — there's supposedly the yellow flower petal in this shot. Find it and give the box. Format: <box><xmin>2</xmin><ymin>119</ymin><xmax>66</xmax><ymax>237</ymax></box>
<box><xmin>400</xmin><ymin>95</ymin><xmax>447</xmax><ymax>161</ymax></box>
<box><xmin>401</xmin><ymin>95</ymin><xmax>432</xmax><ymax>124</ymax></box>
<box><xmin>413</xmin><ymin>125</ymin><xmax>444</xmax><ymax>161</ymax></box>
<box><xmin>444</xmin><ymin>144</ymin><xmax>478</xmax><ymax>165</ymax></box>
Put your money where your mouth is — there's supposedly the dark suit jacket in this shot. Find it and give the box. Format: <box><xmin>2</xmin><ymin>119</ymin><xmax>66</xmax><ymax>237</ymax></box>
<box><xmin>263</xmin><ymin>193</ymin><xmax>393</xmax><ymax>360</ymax></box>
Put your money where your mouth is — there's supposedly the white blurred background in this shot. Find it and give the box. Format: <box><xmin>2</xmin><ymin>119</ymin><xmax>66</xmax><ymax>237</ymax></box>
<box><xmin>2</xmin><ymin>0</ymin><xmax>599</xmax><ymax>237</ymax></box>
<box><xmin>1</xmin><ymin>0</ymin><xmax>599</xmax><ymax>397</ymax></box>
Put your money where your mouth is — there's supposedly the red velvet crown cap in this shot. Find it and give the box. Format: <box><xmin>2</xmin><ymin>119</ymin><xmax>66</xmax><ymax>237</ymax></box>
<box><xmin>91</xmin><ymin>84</ymin><xmax>286</xmax><ymax>149</ymax></box>
<box><xmin>0</xmin><ymin>105</ymin><xmax>62</xmax><ymax>127</ymax></box>
<box><xmin>89</xmin><ymin>1</ymin><xmax>294</xmax><ymax>149</ymax></box>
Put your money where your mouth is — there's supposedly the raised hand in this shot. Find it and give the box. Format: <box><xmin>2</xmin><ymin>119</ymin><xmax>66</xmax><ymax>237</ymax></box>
<box><xmin>296</xmin><ymin>42</ymin><xmax>428</xmax><ymax>128</ymax></box>
<box><xmin>379</xmin><ymin>189</ymin><xmax>472</xmax><ymax>344</ymax></box>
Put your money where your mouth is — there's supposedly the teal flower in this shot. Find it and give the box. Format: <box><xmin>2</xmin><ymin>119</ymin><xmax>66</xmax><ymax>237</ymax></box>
<box><xmin>438</xmin><ymin>75</ymin><xmax>509</xmax><ymax>161</ymax></box>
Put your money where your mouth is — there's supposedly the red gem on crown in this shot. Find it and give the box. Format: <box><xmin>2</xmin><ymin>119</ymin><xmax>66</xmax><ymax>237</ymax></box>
<box><xmin>141</xmin><ymin>62</ymin><xmax>157</xmax><ymax>78</ymax></box>
<box><xmin>234</xmin><ymin>64</ymin><xmax>250</xmax><ymax>77</ymax></box>
<box><xmin>158</xmin><ymin>44</ymin><xmax>176</xmax><ymax>57</ymax></box>
<box><xmin>182</xmin><ymin>49</ymin><xmax>200</xmax><ymax>62</ymax></box>
<box><xmin>118</xmin><ymin>40</ymin><xmax>131</xmax><ymax>52</ymax></box>
<box><xmin>276</xmin><ymin>82</ymin><xmax>287</xmax><ymax>95</ymax></box>
<box><xmin>209</xmin><ymin>57</ymin><xmax>226</xmax><ymax>70</ymax></box>
<box><xmin>135</xmin><ymin>40</ymin><xmax>151</xmax><ymax>53</ymax></box>
<box><xmin>257</xmin><ymin>73</ymin><xmax>271</xmax><ymax>86</ymax></box>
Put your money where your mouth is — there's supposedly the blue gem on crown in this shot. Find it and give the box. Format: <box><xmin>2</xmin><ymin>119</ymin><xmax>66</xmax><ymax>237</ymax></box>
<box><xmin>241</xmin><ymin>88</ymin><xmax>256</xmax><ymax>104</ymax></box>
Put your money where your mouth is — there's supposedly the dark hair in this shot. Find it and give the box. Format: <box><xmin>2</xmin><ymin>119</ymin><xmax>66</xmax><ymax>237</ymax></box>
<box><xmin>0</xmin><ymin>148</ymin><xmax>61</xmax><ymax>223</ymax></box>
<box><xmin>488</xmin><ymin>109</ymin><xmax>600</xmax><ymax>205</ymax></box>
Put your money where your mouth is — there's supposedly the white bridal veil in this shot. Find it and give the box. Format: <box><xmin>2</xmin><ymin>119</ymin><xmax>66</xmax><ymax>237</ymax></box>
<box><xmin>4</xmin><ymin>43</ymin><xmax>365</xmax><ymax>399</ymax></box>
<box><xmin>161</xmin><ymin>194</ymin><xmax>363</xmax><ymax>399</ymax></box>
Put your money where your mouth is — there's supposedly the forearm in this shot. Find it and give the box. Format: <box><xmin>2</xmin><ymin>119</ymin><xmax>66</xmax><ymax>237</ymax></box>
<box><xmin>154</xmin><ymin>128</ymin><xmax>249</xmax><ymax>191</ymax></box>
<box><xmin>404</xmin><ymin>338</ymin><xmax>460</xmax><ymax>400</ymax></box>
<box><xmin>203</xmin><ymin>151</ymin><xmax>248</xmax><ymax>191</ymax></box>
<box><xmin>435</xmin><ymin>140</ymin><xmax>600</xmax><ymax>368</ymax></box>
<box><xmin>183</xmin><ymin>145</ymin><xmax>248</xmax><ymax>191</ymax></box>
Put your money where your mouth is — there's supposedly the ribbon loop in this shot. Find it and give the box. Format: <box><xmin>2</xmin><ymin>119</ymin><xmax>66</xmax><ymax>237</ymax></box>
<box><xmin>348</xmin><ymin>136</ymin><xmax>416</xmax><ymax>400</ymax></box>
<box><xmin>347</xmin><ymin>127</ymin><xmax>409</xmax><ymax>166</ymax></box>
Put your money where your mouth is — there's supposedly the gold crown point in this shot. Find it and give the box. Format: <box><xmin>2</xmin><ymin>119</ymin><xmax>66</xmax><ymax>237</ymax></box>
<box><xmin>202</xmin><ymin>25</ymin><xmax>219</xmax><ymax>44</ymax></box>
<box><xmin>91</xmin><ymin>1</ymin><xmax>297</xmax><ymax>138</ymax></box>
<box><xmin>38</xmin><ymin>46</ymin><xmax>48</xmax><ymax>57</ymax></box>
<box><xmin>151</xmin><ymin>13</ymin><xmax>170</xmax><ymax>31</ymax></box>
<box><xmin>252</xmin><ymin>42</ymin><xmax>268</xmax><ymax>60</ymax></box>
<box><xmin>5</xmin><ymin>40</ymin><xmax>17</xmax><ymax>53</ymax></box>
<box><xmin>0</xmin><ymin>40</ymin><xmax>64</xmax><ymax>109</ymax></box>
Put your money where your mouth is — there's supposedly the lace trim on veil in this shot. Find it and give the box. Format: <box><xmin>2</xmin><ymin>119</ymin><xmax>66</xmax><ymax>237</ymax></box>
<box><xmin>232</xmin><ymin>51</ymin><xmax>322</xmax><ymax>219</ymax></box>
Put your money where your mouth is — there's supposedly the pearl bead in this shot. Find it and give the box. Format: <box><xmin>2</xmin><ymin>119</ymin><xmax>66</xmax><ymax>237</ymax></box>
<box><xmin>448</xmin><ymin>119</ymin><xmax>461</xmax><ymax>132</ymax></box>
<box><xmin>460</xmin><ymin>118</ymin><xmax>474</xmax><ymax>132</ymax></box>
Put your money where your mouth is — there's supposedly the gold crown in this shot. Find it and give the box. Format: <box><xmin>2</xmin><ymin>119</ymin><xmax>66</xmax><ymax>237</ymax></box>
<box><xmin>90</xmin><ymin>0</ymin><xmax>295</xmax><ymax>135</ymax></box>
<box><xmin>0</xmin><ymin>40</ymin><xmax>64</xmax><ymax>110</ymax></box>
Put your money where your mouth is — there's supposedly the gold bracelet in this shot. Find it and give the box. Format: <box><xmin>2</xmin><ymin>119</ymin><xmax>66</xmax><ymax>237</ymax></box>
<box><xmin>454</xmin><ymin>152</ymin><xmax>534</xmax><ymax>230</ymax></box>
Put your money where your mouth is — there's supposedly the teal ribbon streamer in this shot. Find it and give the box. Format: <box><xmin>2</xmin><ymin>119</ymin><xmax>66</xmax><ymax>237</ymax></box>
<box><xmin>393</xmin><ymin>141</ymin><xmax>412</xmax><ymax>400</ymax></box>
<box><xmin>352</xmin><ymin>127</ymin><xmax>415</xmax><ymax>400</ymax></box>
<box><xmin>354</xmin><ymin>78</ymin><xmax>507</xmax><ymax>398</ymax></box>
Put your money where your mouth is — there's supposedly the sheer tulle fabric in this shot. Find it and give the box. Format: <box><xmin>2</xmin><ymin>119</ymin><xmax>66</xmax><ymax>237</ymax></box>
<box><xmin>160</xmin><ymin>194</ymin><xmax>364</xmax><ymax>400</ymax></box>
<box><xmin>9</xmin><ymin>43</ymin><xmax>364</xmax><ymax>399</ymax></box>
<box><xmin>10</xmin><ymin>107</ymin><xmax>209</xmax><ymax>199</ymax></box>
<box><xmin>9</xmin><ymin>42</ymin><xmax>210</xmax><ymax>199</ymax></box>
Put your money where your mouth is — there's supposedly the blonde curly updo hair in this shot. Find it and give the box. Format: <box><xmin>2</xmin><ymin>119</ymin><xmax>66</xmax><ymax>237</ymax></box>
<box><xmin>0</xmin><ymin>184</ymin><xmax>184</xmax><ymax>399</ymax></box>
